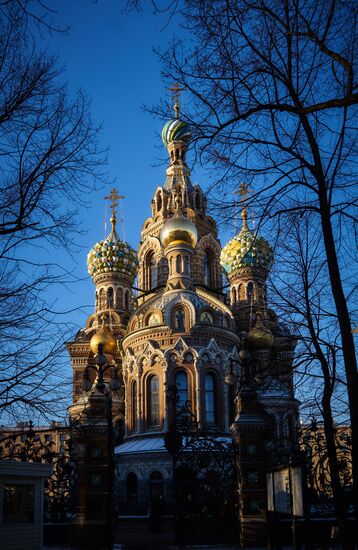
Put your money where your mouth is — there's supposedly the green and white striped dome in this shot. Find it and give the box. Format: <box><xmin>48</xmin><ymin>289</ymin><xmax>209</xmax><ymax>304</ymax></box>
<box><xmin>162</xmin><ymin>118</ymin><xmax>191</xmax><ymax>146</ymax></box>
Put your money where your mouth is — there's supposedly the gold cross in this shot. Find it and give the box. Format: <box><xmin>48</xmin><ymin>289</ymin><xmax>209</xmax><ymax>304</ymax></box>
<box><xmin>169</xmin><ymin>82</ymin><xmax>184</xmax><ymax>118</ymax></box>
<box><xmin>105</xmin><ymin>188</ymin><xmax>124</xmax><ymax>218</ymax></box>
<box><xmin>238</xmin><ymin>182</ymin><xmax>252</xmax><ymax>204</ymax></box>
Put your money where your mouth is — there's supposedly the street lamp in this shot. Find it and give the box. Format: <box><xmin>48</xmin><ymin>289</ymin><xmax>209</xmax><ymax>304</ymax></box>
<box><xmin>82</xmin><ymin>343</ymin><xmax>121</xmax><ymax>394</ymax></box>
<box><xmin>80</xmin><ymin>342</ymin><xmax>121</xmax><ymax>550</ymax></box>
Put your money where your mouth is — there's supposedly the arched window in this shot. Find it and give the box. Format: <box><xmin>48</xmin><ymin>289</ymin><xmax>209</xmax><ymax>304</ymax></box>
<box><xmin>175</xmin><ymin>371</ymin><xmax>188</xmax><ymax>410</ymax></box>
<box><xmin>204</xmin><ymin>373</ymin><xmax>217</xmax><ymax>424</ymax></box>
<box><xmin>145</xmin><ymin>251</ymin><xmax>157</xmax><ymax>290</ymax></box>
<box><xmin>126</xmin><ymin>472</ymin><xmax>138</xmax><ymax>503</ymax></box>
<box><xmin>116</xmin><ymin>287</ymin><xmax>123</xmax><ymax>309</ymax></box>
<box><xmin>195</xmin><ymin>191</ymin><xmax>201</xmax><ymax>210</ymax></box>
<box><xmin>232</xmin><ymin>287</ymin><xmax>237</xmax><ymax>304</ymax></box>
<box><xmin>247</xmin><ymin>282</ymin><xmax>254</xmax><ymax>301</ymax></box>
<box><xmin>174</xmin><ymin>307</ymin><xmax>185</xmax><ymax>332</ymax></box>
<box><xmin>156</xmin><ymin>192</ymin><xmax>162</xmax><ymax>212</ymax></box>
<box><xmin>131</xmin><ymin>381</ymin><xmax>137</xmax><ymax>432</ymax></box>
<box><xmin>203</xmin><ymin>251</ymin><xmax>213</xmax><ymax>287</ymax></box>
<box><xmin>149</xmin><ymin>471</ymin><xmax>164</xmax><ymax>500</ymax></box>
<box><xmin>148</xmin><ymin>375</ymin><xmax>160</xmax><ymax>427</ymax></box>
<box><xmin>99</xmin><ymin>288</ymin><xmax>104</xmax><ymax>309</ymax></box>
<box><xmin>176</xmin><ymin>255</ymin><xmax>182</xmax><ymax>274</ymax></box>
<box><xmin>125</xmin><ymin>290</ymin><xmax>130</xmax><ymax>309</ymax></box>
<box><xmin>108</xmin><ymin>287</ymin><xmax>114</xmax><ymax>308</ymax></box>
<box><xmin>95</xmin><ymin>291</ymin><xmax>98</xmax><ymax>309</ymax></box>
<box><xmin>184</xmin><ymin>255</ymin><xmax>190</xmax><ymax>274</ymax></box>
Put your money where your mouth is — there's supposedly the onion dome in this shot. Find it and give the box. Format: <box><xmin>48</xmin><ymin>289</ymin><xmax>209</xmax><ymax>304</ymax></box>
<box><xmin>246</xmin><ymin>315</ymin><xmax>273</xmax><ymax>350</ymax></box>
<box><xmin>90</xmin><ymin>320</ymin><xmax>117</xmax><ymax>356</ymax></box>
<box><xmin>162</xmin><ymin>118</ymin><xmax>191</xmax><ymax>147</ymax></box>
<box><xmin>160</xmin><ymin>211</ymin><xmax>198</xmax><ymax>248</ymax></box>
<box><xmin>220</xmin><ymin>209</ymin><xmax>273</xmax><ymax>275</ymax></box>
<box><xmin>87</xmin><ymin>215</ymin><xmax>138</xmax><ymax>280</ymax></box>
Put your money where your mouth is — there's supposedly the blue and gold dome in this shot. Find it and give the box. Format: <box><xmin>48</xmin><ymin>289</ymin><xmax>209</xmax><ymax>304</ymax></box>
<box><xmin>87</xmin><ymin>217</ymin><xmax>138</xmax><ymax>281</ymax></box>
<box><xmin>162</xmin><ymin>118</ymin><xmax>191</xmax><ymax>147</ymax></box>
<box><xmin>220</xmin><ymin>210</ymin><xmax>274</xmax><ymax>275</ymax></box>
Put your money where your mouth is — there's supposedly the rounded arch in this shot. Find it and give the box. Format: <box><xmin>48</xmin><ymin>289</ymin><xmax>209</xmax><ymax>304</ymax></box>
<box><xmin>203</xmin><ymin>248</ymin><xmax>214</xmax><ymax>287</ymax></box>
<box><xmin>171</xmin><ymin>305</ymin><xmax>187</xmax><ymax>332</ymax></box>
<box><xmin>98</xmin><ymin>288</ymin><xmax>105</xmax><ymax>310</ymax></box>
<box><xmin>165</xmin><ymin>296</ymin><xmax>196</xmax><ymax>329</ymax></box>
<box><xmin>247</xmin><ymin>281</ymin><xmax>254</xmax><ymax>301</ymax></box>
<box><xmin>146</xmin><ymin>373</ymin><xmax>161</xmax><ymax>428</ymax></box>
<box><xmin>125</xmin><ymin>471</ymin><xmax>138</xmax><ymax>503</ymax></box>
<box><xmin>144</xmin><ymin>250</ymin><xmax>157</xmax><ymax>290</ymax></box>
<box><xmin>203</xmin><ymin>370</ymin><xmax>220</xmax><ymax>426</ymax></box>
<box><xmin>144</xmin><ymin>309</ymin><xmax>163</xmax><ymax>327</ymax></box>
<box><xmin>155</xmin><ymin>189</ymin><xmax>163</xmax><ymax>212</ymax></box>
<box><xmin>130</xmin><ymin>378</ymin><xmax>138</xmax><ymax>433</ymax></box>
<box><xmin>108</xmin><ymin>287</ymin><xmax>114</xmax><ymax>308</ymax></box>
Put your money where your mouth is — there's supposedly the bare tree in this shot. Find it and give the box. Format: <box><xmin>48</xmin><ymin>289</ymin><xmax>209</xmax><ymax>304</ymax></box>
<box><xmin>0</xmin><ymin>4</ymin><xmax>105</xmax><ymax>421</ymax></box>
<box><xmin>148</xmin><ymin>0</ymin><xmax>358</xmax><ymax>526</ymax></box>
<box><xmin>268</xmin><ymin>212</ymin><xmax>354</xmax><ymax>541</ymax></box>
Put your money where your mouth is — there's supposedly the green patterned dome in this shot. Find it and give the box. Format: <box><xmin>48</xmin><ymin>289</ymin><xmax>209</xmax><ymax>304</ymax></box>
<box><xmin>87</xmin><ymin>219</ymin><xmax>138</xmax><ymax>281</ymax></box>
<box><xmin>220</xmin><ymin>211</ymin><xmax>273</xmax><ymax>275</ymax></box>
<box><xmin>162</xmin><ymin>118</ymin><xmax>191</xmax><ymax>146</ymax></box>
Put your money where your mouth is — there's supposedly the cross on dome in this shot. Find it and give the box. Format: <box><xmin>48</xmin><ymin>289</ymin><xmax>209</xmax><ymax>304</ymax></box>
<box><xmin>105</xmin><ymin>187</ymin><xmax>125</xmax><ymax>238</ymax></box>
<box><xmin>169</xmin><ymin>82</ymin><xmax>184</xmax><ymax>119</ymax></box>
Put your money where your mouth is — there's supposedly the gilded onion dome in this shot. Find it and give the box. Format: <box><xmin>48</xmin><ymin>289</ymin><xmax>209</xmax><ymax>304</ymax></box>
<box><xmin>90</xmin><ymin>320</ymin><xmax>117</xmax><ymax>356</ymax></box>
<box><xmin>220</xmin><ymin>209</ymin><xmax>274</xmax><ymax>275</ymax></box>
<box><xmin>160</xmin><ymin>214</ymin><xmax>198</xmax><ymax>248</ymax></box>
<box><xmin>87</xmin><ymin>214</ymin><xmax>138</xmax><ymax>280</ymax></box>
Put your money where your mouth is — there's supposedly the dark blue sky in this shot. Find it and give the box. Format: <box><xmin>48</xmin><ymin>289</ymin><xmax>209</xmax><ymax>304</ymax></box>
<box><xmin>37</xmin><ymin>1</ymin><xmax>221</xmax><ymax>331</ymax></box>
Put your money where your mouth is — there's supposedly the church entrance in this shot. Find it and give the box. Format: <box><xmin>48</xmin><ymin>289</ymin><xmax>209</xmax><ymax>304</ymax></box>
<box><xmin>173</xmin><ymin>433</ymin><xmax>239</xmax><ymax>545</ymax></box>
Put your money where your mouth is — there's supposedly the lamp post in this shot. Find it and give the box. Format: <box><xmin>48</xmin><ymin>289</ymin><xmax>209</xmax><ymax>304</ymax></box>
<box><xmin>79</xmin><ymin>342</ymin><xmax>121</xmax><ymax>550</ymax></box>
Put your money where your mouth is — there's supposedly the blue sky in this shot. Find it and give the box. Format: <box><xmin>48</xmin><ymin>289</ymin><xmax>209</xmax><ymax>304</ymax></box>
<box><xmin>37</xmin><ymin>1</ymin><xmax>219</xmax><ymax>330</ymax></box>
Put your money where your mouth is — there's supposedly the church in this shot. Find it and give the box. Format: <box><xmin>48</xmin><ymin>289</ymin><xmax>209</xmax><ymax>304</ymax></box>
<box><xmin>67</xmin><ymin>95</ymin><xmax>299</xmax><ymax>544</ymax></box>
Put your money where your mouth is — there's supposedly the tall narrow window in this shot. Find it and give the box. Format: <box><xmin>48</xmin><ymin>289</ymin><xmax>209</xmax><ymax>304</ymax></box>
<box><xmin>126</xmin><ymin>472</ymin><xmax>138</xmax><ymax>503</ymax></box>
<box><xmin>203</xmin><ymin>251</ymin><xmax>212</xmax><ymax>287</ymax></box>
<box><xmin>117</xmin><ymin>287</ymin><xmax>123</xmax><ymax>309</ymax></box>
<box><xmin>247</xmin><ymin>282</ymin><xmax>254</xmax><ymax>301</ymax></box>
<box><xmin>125</xmin><ymin>290</ymin><xmax>130</xmax><ymax>309</ymax></box>
<box><xmin>204</xmin><ymin>373</ymin><xmax>217</xmax><ymax>424</ymax></box>
<box><xmin>132</xmin><ymin>381</ymin><xmax>137</xmax><ymax>432</ymax></box>
<box><xmin>149</xmin><ymin>471</ymin><xmax>164</xmax><ymax>500</ymax></box>
<box><xmin>145</xmin><ymin>251</ymin><xmax>157</xmax><ymax>290</ymax></box>
<box><xmin>148</xmin><ymin>376</ymin><xmax>160</xmax><ymax>427</ymax></box>
<box><xmin>108</xmin><ymin>287</ymin><xmax>114</xmax><ymax>308</ymax></box>
<box><xmin>174</xmin><ymin>308</ymin><xmax>185</xmax><ymax>332</ymax></box>
<box><xmin>99</xmin><ymin>288</ymin><xmax>104</xmax><ymax>309</ymax></box>
<box><xmin>175</xmin><ymin>371</ymin><xmax>188</xmax><ymax>410</ymax></box>
<box><xmin>176</xmin><ymin>255</ymin><xmax>182</xmax><ymax>274</ymax></box>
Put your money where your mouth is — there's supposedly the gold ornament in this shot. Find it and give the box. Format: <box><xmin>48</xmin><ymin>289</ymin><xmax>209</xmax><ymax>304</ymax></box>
<box><xmin>90</xmin><ymin>320</ymin><xmax>117</xmax><ymax>356</ymax></box>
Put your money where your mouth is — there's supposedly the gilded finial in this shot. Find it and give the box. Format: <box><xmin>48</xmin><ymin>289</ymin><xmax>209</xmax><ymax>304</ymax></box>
<box><xmin>169</xmin><ymin>82</ymin><xmax>184</xmax><ymax>119</ymax></box>
<box><xmin>105</xmin><ymin>188</ymin><xmax>124</xmax><ymax>236</ymax></box>
<box><xmin>238</xmin><ymin>182</ymin><xmax>252</xmax><ymax>230</ymax></box>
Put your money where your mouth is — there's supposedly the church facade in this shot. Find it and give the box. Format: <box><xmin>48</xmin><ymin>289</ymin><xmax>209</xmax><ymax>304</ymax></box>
<box><xmin>67</xmin><ymin>102</ymin><xmax>299</xmax><ymax>541</ymax></box>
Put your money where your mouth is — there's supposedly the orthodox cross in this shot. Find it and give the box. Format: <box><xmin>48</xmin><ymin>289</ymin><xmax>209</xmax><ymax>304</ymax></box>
<box><xmin>105</xmin><ymin>188</ymin><xmax>126</xmax><ymax>239</ymax></box>
<box><xmin>169</xmin><ymin>82</ymin><xmax>184</xmax><ymax>119</ymax></box>
<box><xmin>233</xmin><ymin>182</ymin><xmax>252</xmax><ymax>230</ymax></box>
